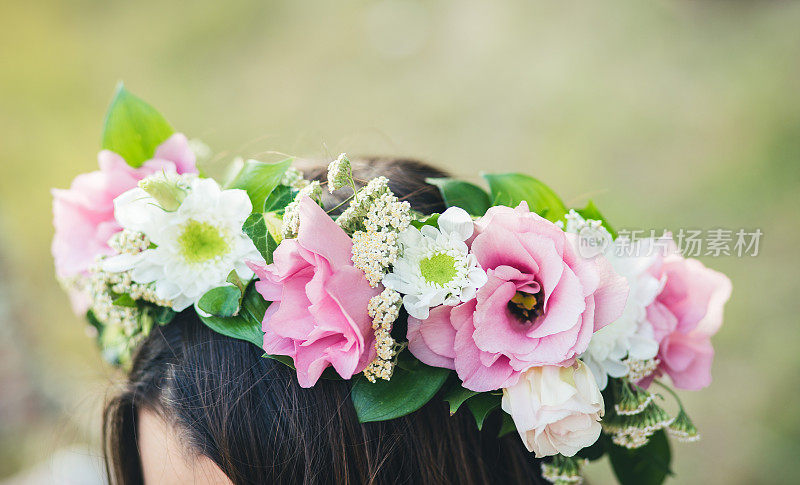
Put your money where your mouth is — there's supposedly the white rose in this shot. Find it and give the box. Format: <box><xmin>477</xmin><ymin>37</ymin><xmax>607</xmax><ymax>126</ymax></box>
<box><xmin>501</xmin><ymin>361</ymin><xmax>604</xmax><ymax>458</ymax></box>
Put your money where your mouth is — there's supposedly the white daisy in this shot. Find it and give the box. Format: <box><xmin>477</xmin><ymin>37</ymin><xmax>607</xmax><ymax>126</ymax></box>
<box><xmin>382</xmin><ymin>207</ymin><xmax>487</xmax><ymax>320</ymax></box>
<box><xmin>102</xmin><ymin>175</ymin><xmax>263</xmax><ymax>312</ymax></box>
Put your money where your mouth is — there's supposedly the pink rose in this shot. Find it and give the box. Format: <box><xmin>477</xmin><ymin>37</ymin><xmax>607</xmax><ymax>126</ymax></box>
<box><xmin>408</xmin><ymin>203</ymin><xmax>628</xmax><ymax>392</ymax></box>
<box><xmin>51</xmin><ymin>134</ymin><xmax>197</xmax><ymax>313</ymax></box>
<box><xmin>248</xmin><ymin>197</ymin><xmax>381</xmax><ymax>388</ymax></box>
<box><xmin>644</xmin><ymin>246</ymin><xmax>732</xmax><ymax>390</ymax></box>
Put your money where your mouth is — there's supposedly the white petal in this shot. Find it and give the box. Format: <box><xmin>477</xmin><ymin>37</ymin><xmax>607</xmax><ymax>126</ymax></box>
<box><xmin>102</xmin><ymin>253</ymin><xmax>144</xmax><ymax>273</ymax></box>
<box><xmin>438</xmin><ymin>206</ymin><xmax>474</xmax><ymax>241</ymax></box>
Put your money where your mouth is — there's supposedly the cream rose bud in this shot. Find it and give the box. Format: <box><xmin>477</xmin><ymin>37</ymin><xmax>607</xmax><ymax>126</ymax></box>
<box><xmin>501</xmin><ymin>361</ymin><xmax>604</xmax><ymax>458</ymax></box>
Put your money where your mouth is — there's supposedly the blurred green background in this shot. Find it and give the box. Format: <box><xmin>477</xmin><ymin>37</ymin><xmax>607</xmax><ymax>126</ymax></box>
<box><xmin>1</xmin><ymin>0</ymin><xmax>798</xmax><ymax>483</ymax></box>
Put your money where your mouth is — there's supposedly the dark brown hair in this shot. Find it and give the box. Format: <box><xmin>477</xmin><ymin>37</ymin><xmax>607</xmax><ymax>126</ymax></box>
<box><xmin>103</xmin><ymin>157</ymin><xmax>544</xmax><ymax>485</ymax></box>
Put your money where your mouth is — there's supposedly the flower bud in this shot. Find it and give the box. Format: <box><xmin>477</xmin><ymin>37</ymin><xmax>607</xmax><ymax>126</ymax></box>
<box><xmin>138</xmin><ymin>173</ymin><xmax>187</xmax><ymax>211</ymax></box>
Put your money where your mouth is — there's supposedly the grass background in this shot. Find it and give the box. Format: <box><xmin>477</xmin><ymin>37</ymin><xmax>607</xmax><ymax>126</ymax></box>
<box><xmin>0</xmin><ymin>0</ymin><xmax>798</xmax><ymax>483</ymax></box>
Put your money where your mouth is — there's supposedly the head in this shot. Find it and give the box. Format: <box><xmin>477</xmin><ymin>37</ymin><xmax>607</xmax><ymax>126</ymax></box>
<box><xmin>103</xmin><ymin>157</ymin><xmax>544</xmax><ymax>485</ymax></box>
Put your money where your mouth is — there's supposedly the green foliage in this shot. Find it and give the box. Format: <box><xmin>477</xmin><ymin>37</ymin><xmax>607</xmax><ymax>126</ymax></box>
<box><xmin>197</xmin><ymin>284</ymin><xmax>242</xmax><ymax>317</ymax></box>
<box><xmin>426</xmin><ymin>177</ymin><xmax>492</xmax><ymax>216</ymax></box>
<box><xmin>154</xmin><ymin>307</ymin><xmax>177</xmax><ymax>325</ymax></box>
<box><xmin>483</xmin><ymin>173</ymin><xmax>568</xmax><ymax>222</ymax></box>
<box><xmin>242</xmin><ymin>213</ymin><xmax>280</xmax><ymax>263</ymax></box>
<box><xmin>226</xmin><ymin>158</ymin><xmax>292</xmax><ymax>213</ymax></box>
<box><xmin>263</xmin><ymin>185</ymin><xmax>296</xmax><ymax>213</ymax></box>
<box><xmin>442</xmin><ymin>381</ymin><xmax>479</xmax><ymax>415</ymax></box>
<box><xmin>576</xmin><ymin>200</ymin><xmax>618</xmax><ymax>239</ymax></box>
<box><xmin>351</xmin><ymin>365</ymin><xmax>450</xmax><ymax>423</ymax></box>
<box><xmin>608</xmin><ymin>430</ymin><xmax>673</xmax><ymax>485</ymax></box>
<box><xmin>112</xmin><ymin>294</ymin><xmax>137</xmax><ymax>307</ymax></box>
<box><xmin>410</xmin><ymin>213</ymin><xmax>439</xmax><ymax>229</ymax></box>
<box><xmin>498</xmin><ymin>411</ymin><xmax>516</xmax><ymax>438</ymax></box>
<box><xmin>466</xmin><ymin>392</ymin><xmax>501</xmax><ymax>430</ymax></box>
<box><xmin>198</xmin><ymin>285</ymin><xmax>267</xmax><ymax>348</ymax></box>
<box><xmin>101</xmin><ymin>83</ymin><xmax>174</xmax><ymax>168</ymax></box>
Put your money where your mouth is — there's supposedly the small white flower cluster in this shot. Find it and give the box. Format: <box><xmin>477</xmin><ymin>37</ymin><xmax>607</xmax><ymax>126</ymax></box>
<box><xmin>541</xmin><ymin>456</ymin><xmax>586</xmax><ymax>485</ymax></box>
<box><xmin>614</xmin><ymin>382</ymin><xmax>654</xmax><ymax>416</ymax></box>
<box><xmin>603</xmin><ymin>394</ymin><xmax>674</xmax><ymax>449</ymax></box>
<box><xmin>282</xmin><ymin>181</ymin><xmax>322</xmax><ymax>238</ymax></box>
<box><xmin>668</xmin><ymin>409</ymin><xmax>701</xmax><ymax>443</ymax></box>
<box><xmin>342</xmin><ymin>177</ymin><xmax>411</xmax><ymax>287</ymax></box>
<box><xmin>108</xmin><ymin>229</ymin><xmax>151</xmax><ymax>255</ymax></box>
<box><xmin>363</xmin><ymin>288</ymin><xmax>403</xmax><ymax>382</ymax></box>
<box><xmin>327</xmin><ymin>153</ymin><xmax>352</xmax><ymax>193</ymax></box>
<box><xmin>280</xmin><ymin>166</ymin><xmax>309</xmax><ymax>189</ymax></box>
<box><xmin>623</xmin><ymin>358</ymin><xmax>661</xmax><ymax>381</ymax></box>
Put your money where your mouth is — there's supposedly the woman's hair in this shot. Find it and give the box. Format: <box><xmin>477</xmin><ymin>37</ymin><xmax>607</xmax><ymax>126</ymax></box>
<box><xmin>103</xmin><ymin>157</ymin><xmax>544</xmax><ymax>485</ymax></box>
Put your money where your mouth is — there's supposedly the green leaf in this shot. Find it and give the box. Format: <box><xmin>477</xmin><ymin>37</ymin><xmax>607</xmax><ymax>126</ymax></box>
<box><xmin>482</xmin><ymin>173</ymin><xmax>568</xmax><ymax>222</ymax></box>
<box><xmin>197</xmin><ymin>285</ymin><xmax>242</xmax><ymax>317</ymax></box>
<box><xmin>153</xmin><ymin>307</ymin><xmax>177</xmax><ymax>325</ymax></box>
<box><xmin>242</xmin><ymin>213</ymin><xmax>280</xmax><ymax>263</ymax></box>
<box><xmin>226</xmin><ymin>158</ymin><xmax>292</xmax><ymax>213</ymax></box>
<box><xmin>426</xmin><ymin>178</ymin><xmax>492</xmax><ymax>216</ymax></box>
<box><xmin>608</xmin><ymin>430</ymin><xmax>672</xmax><ymax>485</ymax></box>
<box><xmin>101</xmin><ymin>83</ymin><xmax>175</xmax><ymax>168</ymax></box>
<box><xmin>198</xmin><ymin>285</ymin><xmax>265</xmax><ymax>347</ymax></box>
<box><xmin>263</xmin><ymin>185</ymin><xmax>296</xmax><ymax>213</ymax></box>
<box><xmin>576</xmin><ymin>200</ymin><xmax>618</xmax><ymax>239</ymax></box>
<box><xmin>410</xmin><ymin>213</ymin><xmax>439</xmax><ymax>229</ymax></box>
<box><xmin>498</xmin><ymin>411</ymin><xmax>516</xmax><ymax>438</ymax></box>
<box><xmin>442</xmin><ymin>382</ymin><xmax>478</xmax><ymax>415</ymax></box>
<box><xmin>112</xmin><ymin>294</ymin><xmax>137</xmax><ymax>307</ymax></box>
<box><xmin>351</xmin><ymin>365</ymin><xmax>450</xmax><ymax>423</ymax></box>
<box><xmin>466</xmin><ymin>393</ymin><xmax>501</xmax><ymax>430</ymax></box>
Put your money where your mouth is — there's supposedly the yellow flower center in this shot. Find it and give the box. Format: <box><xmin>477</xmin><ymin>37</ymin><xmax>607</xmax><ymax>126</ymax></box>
<box><xmin>178</xmin><ymin>219</ymin><xmax>230</xmax><ymax>264</ymax></box>
<box><xmin>419</xmin><ymin>253</ymin><xmax>457</xmax><ymax>287</ymax></box>
<box><xmin>508</xmin><ymin>290</ymin><xmax>543</xmax><ymax>323</ymax></box>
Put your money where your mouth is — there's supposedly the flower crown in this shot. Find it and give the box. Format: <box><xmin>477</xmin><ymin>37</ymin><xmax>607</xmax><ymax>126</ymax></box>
<box><xmin>53</xmin><ymin>85</ymin><xmax>732</xmax><ymax>485</ymax></box>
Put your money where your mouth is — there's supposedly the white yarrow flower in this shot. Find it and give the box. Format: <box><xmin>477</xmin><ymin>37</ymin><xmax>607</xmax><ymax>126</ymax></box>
<box><xmin>103</xmin><ymin>177</ymin><xmax>263</xmax><ymax>312</ymax></box>
<box><xmin>382</xmin><ymin>207</ymin><xmax>487</xmax><ymax>319</ymax></box>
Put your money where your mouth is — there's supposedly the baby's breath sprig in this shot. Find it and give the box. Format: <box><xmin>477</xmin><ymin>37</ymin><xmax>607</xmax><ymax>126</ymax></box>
<box><xmin>282</xmin><ymin>181</ymin><xmax>323</xmax><ymax>238</ymax></box>
<box><xmin>541</xmin><ymin>455</ymin><xmax>586</xmax><ymax>485</ymax></box>
<box><xmin>363</xmin><ymin>288</ymin><xmax>403</xmax><ymax>382</ymax></box>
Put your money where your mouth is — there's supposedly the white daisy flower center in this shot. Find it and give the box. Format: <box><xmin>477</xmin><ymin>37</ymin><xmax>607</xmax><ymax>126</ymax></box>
<box><xmin>418</xmin><ymin>252</ymin><xmax>458</xmax><ymax>287</ymax></box>
<box><xmin>177</xmin><ymin>219</ymin><xmax>232</xmax><ymax>264</ymax></box>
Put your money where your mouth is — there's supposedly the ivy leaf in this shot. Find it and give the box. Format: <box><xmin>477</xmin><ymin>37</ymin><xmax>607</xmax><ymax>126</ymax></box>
<box><xmin>466</xmin><ymin>392</ymin><xmax>501</xmax><ymax>430</ymax></box>
<box><xmin>442</xmin><ymin>381</ymin><xmax>479</xmax><ymax>415</ymax></box>
<box><xmin>198</xmin><ymin>285</ymin><xmax>266</xmax><ymax>348</ymax></box>
<box><xmin>498</xmin><ymin>411</ymin><xmax>516</xmax><ymax>438</ymax></box>
<box><xmin>482</xmin><ymin>173</ymin><xmax>568</xmax><ymax>222</ymax></box>
<box><xmin>608</xmin><ymin>430</ymin><xmax>673</xmax><ymax>485</ymax></box>
<box><xmin>351</xmin><ymin>365</ymin><xmax>450</xmax><ymax>423</ymax></box>
<box><xmin>263</xmin><ymin>185</ymin><xmax>296</xmax><ymax>213</ymax></box>
<box><xmin>226</xmin><ymin>158</ymin><xmax>292</xmax><ymax>213</ymax></box>
<box><xmin>197</xmin><ymin>285</ymin><xmax>242</xmax><ymax>318</ymax></box>
<box><xmin>426</xmin><ymin>178</ymin><xmax>492</xmax><ymax>216</ymax></box>
<box><xmin>410</xmin><ymin>213</ymin><xmax>439</xmax><ymax>229</ymax></box>
<box><xmin>242</xmin><ymin>213</ymin><xmax>280</xmax><ymax>263</ymax></box>
<box><xmin>576</xmin><ymin>200</ymin><xmax>618</xmax><ymax>239</ymax></box>
<box><xmin>101</xmin><ymin>83</ymin><xmax>174</xmax><ymax>168</ymax></box>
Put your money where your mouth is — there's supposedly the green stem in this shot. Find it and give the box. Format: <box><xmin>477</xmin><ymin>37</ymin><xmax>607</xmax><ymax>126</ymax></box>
<box><xmin>326</xmin><ymin>194</ymin><xmax>355</xmax><ymax>214</ymax></box>
<box><xmin>653</xmin><ymin>379</ymin><xmax>685</xmax><ymax>411</ymax></box>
